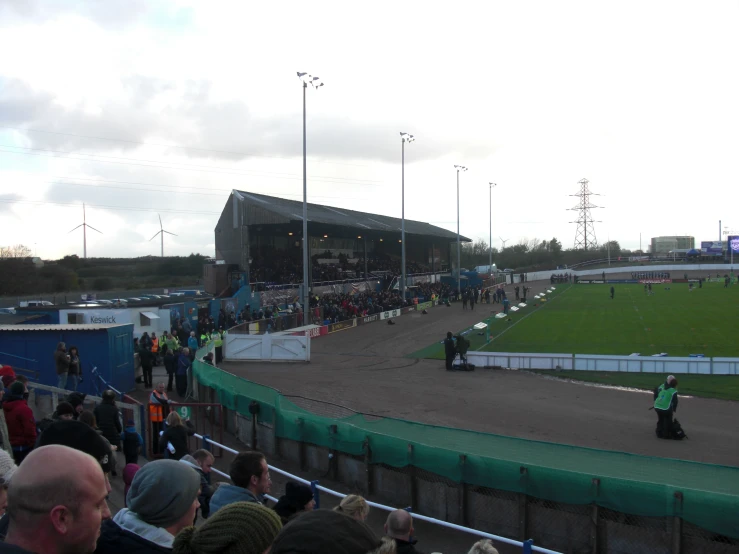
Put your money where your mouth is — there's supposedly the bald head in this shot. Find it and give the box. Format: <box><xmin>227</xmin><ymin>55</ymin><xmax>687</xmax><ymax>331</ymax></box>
<box><xmin>6</xmin><ymin>445</ymin><xmax>111</xmax><ymax>554</ymax></box>
<box><xmin>385</xmin><ymin>509</ymin><xmax>413</xmax><ymax>539</ymax></box>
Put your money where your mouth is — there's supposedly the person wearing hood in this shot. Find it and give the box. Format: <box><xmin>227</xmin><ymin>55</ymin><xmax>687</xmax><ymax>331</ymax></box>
<box><xmin>36</xmin><ymin>401</ymin><xmax>77</xmax><ymax>436</ymax></box>
<box><xmin>270</xmin><ymin>509</ymin><xmax>381</xmax><ymax>554</ymax></box>
<box><xmin>272</xmin><ymin>481</ymin><xmax>316</xmax><ymax>525</ymax></box>
<box><xmin>123</xmin><ymin>463</ymin><xmax>141</xmax><ymax>508</ymax></box>
<box><xmin>54</xmin><ymin>341</ymin><xmax>71</xmax><ymax>390</ymax></box>
<box><xmin>179</xmin><ymin>449</ymin><xmax>215</xmax><ymax>519</ymax></box>
<box><xmin>2</xmin><ymin>382</ymin><xmax>35</xmax><ymax>465</ymax></box>
<box><xmin>95</xmin><ymin>459</ymin><xmax>201</xmax><ymax>554</ymax></box>
<box><xmin>121</xmin><ymin>419</ymin><xmax>144</xmax><ymax>465</ymax></box>
<box><xmin>175</xmin><ymin>348</ymin><xmax>191</xmax><ymax>398</ymax></box>
<box><xmin>94</xmin><ymin>390</ymin><xmax>122</xmax><ymax>475</ymax></box>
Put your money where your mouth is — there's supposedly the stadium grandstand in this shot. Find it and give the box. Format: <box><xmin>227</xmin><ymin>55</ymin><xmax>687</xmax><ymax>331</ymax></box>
<box><xmin>214</xmin><ymin>190</ymin><xmax>471</xmax><ymax>287</ymax></box>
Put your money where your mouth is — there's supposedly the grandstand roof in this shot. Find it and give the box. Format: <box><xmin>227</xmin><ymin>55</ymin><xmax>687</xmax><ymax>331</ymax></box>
<box><xmin>234</xmin><ymin>190</ymin><xmax>470</xmax><ymax>242</ymax></box>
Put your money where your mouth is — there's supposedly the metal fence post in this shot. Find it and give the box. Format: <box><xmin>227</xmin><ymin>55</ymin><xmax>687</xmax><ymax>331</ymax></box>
<box><xmin>672</xmin><ymin>491</ymin><xmax>683</xmax><ymax>554</ymax></box>
<box><xmin>139</xmin><ymin>404</ymin><xmax>148</xmax><ymax>460</ymax></box>
<box><xmin>590</xmin><ymin>478</ymin><xmax>601</xmax><ymax>553</ymax></box>
<box><xmin>522</xmin><ymin>539</ymin><xmax>533</xmax><ymax>554</ymax></box>
<box><xmin>518</xmin><ymin>466</ymin><xmax>529</xmax><ymax>542</ymax></box>
<box><xmin>203</xmin><ymin>434</ymin><xmax>211</xmax><ymax>452</ymax></box>
<box><xmin>310</xmin><ymin>480</ymin><xmax>320</xmax><ymax>509</ymax></box>
<box><xmin>363</xmin><ymin>436</ymin><xmax>373</xmax><ymax>496</ymax></box>
<box><xmin>408</xmin><ymin>444</ymin><xmax>417</xmax><ymax>510</ymax></box>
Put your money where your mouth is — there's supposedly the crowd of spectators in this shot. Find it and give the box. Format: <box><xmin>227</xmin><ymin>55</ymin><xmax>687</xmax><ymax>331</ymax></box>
<box><xmin>0</xmin><ymin>431</ymin><xmax>501</xmax><ymax>554</ymax></box>
<box><xmin>250</xmin><ymin>248</ymin><xmax>435</xmax><ymax>287</ymax></box>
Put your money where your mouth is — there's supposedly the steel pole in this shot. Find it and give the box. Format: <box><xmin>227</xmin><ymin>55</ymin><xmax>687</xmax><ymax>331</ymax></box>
<box><xmin>456</xmin><ymin>170</ymin><xmax>461</xmax><ymax>296</ymax></box>
<box><xmin>302</xmin><ymin>83</ymin><xmax>309</xmax><ymax>318</ymax></box>
<box><xmin>489</xmin><ymin>184</ymin><xmax>492</xmax><ymax>273</ymax></box>
<box><xmin>401</xmin><ymin>139</ymin><xmax>406</xmax><ymax>301</ymax></box>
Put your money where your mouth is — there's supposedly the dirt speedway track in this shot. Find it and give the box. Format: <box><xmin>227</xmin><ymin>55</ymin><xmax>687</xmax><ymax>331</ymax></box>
<box><xmin>222</xmin><ymin>279</ymin><xmax>739</xmax><ymax>467</ymax></box>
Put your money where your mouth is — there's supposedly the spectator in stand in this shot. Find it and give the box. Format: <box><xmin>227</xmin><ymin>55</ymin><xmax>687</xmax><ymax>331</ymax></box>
<box><xmin>468</xmin><ymin>539</ymin><xmax>500</xmax><ymax>554</ymax></box>
<box><xmin>385</xmin><ymin>509</ymin><xmax>424</xmax><ymax>554</ymax></box>
<box><xmin>66</xmin><ymin>346</ymin><xmax>81</xmax><ymax>391</ymax></box>
<box><xmin>1</xmin><ymin>445</ymin><xmax>111</xmax><ymax>554</ymax></box>
<box><xmin>333</xmin><ymin>494</ymin><xmax>370</xmax><ymax>522</ymax></box>
<box><xmin>209</xmin><ymin>451</ymin><xmax>271</xmax><ymax>514</ymax></box>
<box><xmin>176</xmin><ymin>348</ymin><xmax>191</xmax><ymax>398</ymax></box>
<box><xmin>66</xmin><ymin>391</ymin><xmax>86</xmax><ymax>419</ymax></box>
<box><xmin>94</xmin><ymin>390</ymin><xmax>123</xmax><ymax>476</ymax></box>
<box><xmin>176</xmin><ymin>324</ymin><xmax>189</xmax><ymax>349</ymax></box>
<box><xmin>140</xmin><ymin>343</ymin><xmax>155</xmax><ymax>389</ymax></box>
<box><xmin>0</xmin><ymin>386</ymin><xmax>11</xmax><ymax>458</ymax></box>
<box><xmin>121</xmin><ymin>419</ymin><xmax>143</xmax><ymax>465</ymax></box>
<box><xmin>150</xmin><ymin>382</ymin><xmax>174</xmax><ymax>456</ymax></box>
<box><xmin>273</xmin><ymin>481</ymin><xmax>316</xmax><ymax>524</ymax></box>
<box><xmin>2</xmin><ymin>382</ymin><xmax>35</xmax><ymax>465</ymax></box>
<box><xmin>188</xmin><ymin>332</ymin><xmax>199</xmax><ymax>357</ymax></box>
<box><xmin>162</xmin><ymin>344</ymin><xmax>177</xmax><ymax>392</ymax></box>
<box><xmin>0</xmin><ymin>450</ymin><xmax>17</xmax><ymax>516</ymax></box>
<box><xmin>36</xmin><ymin>401</ymin><xmax>77</xmax><ymax>435</ymax></box>
<box><xmin>54</xmin><ymin>341</ymin><xmax>71</xmax><ymax>390</ymax></box>
<box><xmin>172</xmin><ymin>501</ymin><xmax>282</xmax><ymax>554</ymax></box>
<box><xmin>179</xmin><ymin>449</ymin><xmax>215</xmax><ymax>520</ymax></box>
<box><xmin>96</xmin><ymin>459</ymin><xmax>201</xmax><ymax>554</ymax></box>
<box><xmin>122</xmin><ymin>463</ymin><xmax>140</xmax><ymax>508</ymax></box>
<box><xmin>270</xmin><ymin>509</ymin><xmax>382</xmax><ymax>554</ymax></box>
<box><xmin>158</xmin><ymin>411</ymin><xmax>195</xmax><ymax>461</ymax></box>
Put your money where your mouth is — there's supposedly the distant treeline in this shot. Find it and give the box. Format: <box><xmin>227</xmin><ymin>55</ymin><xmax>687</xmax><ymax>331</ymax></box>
<box><xmin>0</xmin><ymin>254</ymin><xmax>207</xmax><ymax>296</ymax></box>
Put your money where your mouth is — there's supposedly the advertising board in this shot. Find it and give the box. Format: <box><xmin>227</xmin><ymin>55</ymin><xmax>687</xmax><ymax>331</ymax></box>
<box><xmin>730</xmin><ymin>236</ymin><xmax>739</xmax><ymax>254</ymax></box>
<box><xmin>328</xmin><ymin>319</ymin><xmax>357</xmax><ymax>333</ymax></box>
<box><xmin>359</xmin><ymin>314</ymin><xmax>379</xmax><ymax>325</ymax></box>
<box><xmin>701</xmin><ymin>241</ymin><xmax>724</xmax><ymax>256</ymax></box>
<box><xmin>380</xmin><ymin>309</ymin><xmax>401</xmax><ymax>320</ymax></box>
<box><xmin>416</xmin><ymin>301</ymin><xmax>433</xmax><ymax>311</ymax></box>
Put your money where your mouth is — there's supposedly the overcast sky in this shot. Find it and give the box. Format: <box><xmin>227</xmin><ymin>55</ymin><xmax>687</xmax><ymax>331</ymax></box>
<box><xmin>1</xmin><ymin>0</ymin><xmax>737</xmax><ymax>260</ymax></box>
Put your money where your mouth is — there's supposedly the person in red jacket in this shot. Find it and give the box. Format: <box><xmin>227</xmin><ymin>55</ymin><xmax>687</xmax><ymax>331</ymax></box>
<box><xmin>2</xmin><ymin>381</ymin><xmax>36</xmax><ymax>464</ymax></box>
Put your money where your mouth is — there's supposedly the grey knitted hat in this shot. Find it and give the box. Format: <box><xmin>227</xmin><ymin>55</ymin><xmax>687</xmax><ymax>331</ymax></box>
<box><xmin>127</xmin><ymin>459</ymin><xmax>200</xmax><ymax>527</ymax></box>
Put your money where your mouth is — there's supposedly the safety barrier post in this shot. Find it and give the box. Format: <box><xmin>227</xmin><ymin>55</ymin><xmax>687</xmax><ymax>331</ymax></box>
<box><xmin>672</xmin><ymin>491</ymin><xmax>683</xmax><ymax>554</ymax></box>
<box><xmin>203</xmin><ymin>434</ymin><xmax>211</xmax><ymax>452</ymax></box>
<box><xmin>363</xmin><ymin>436</ymin><xmax>373</xmax><ymax>496</ymax></box>
<box><xmin>139</xmin><ymin>404</ymin><xmax>148</xmax><ymax>460</ymax></box>
<box><xmin>522</xmin><ymin>539</ymin><xmax>533</xmax><ymax>554</ymax></box>
<box><xmin>590</xmin><ymin>478</ymin><xmax>600</xmax><ymax>553</ymax></box>
<box><xmin>408</xmin><ymin>444</ymin><xmax>417</xmax><ymax>510</ymax></box>
<box><xmin>305</xmin><ymin>480</ymin><xmax>317</xmax><ymax>510</ymax></box>
<box><xmin>459</xmin><ymin>454</ymin><xmax>468</xmax><ymax>527</ymax></box>
<box><xmin>518</xmin><ymin>467</ymin><xmax>529</xmax><ymax>542</ymax></box>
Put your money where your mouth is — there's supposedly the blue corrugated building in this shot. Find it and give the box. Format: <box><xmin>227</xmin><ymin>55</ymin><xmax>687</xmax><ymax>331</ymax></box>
<box><xmin>0</xmin><ymin>323</ymin><xmax>135</xmax><ymax>394</ymax></box>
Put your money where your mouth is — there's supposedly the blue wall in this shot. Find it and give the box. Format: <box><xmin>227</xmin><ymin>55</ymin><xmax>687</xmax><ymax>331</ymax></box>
<box><xmin>0</xmin><ymin>324</ymin><xmax>135</xmax><ymax>394</ymax></box>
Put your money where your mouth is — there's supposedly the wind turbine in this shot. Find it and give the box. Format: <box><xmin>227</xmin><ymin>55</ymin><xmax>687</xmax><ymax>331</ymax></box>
<box><xmin>149</xmin><ymin>214</ymin><xmax>177</xmax><ymax>257</ymax></box>
<box><xmin>500</xmin><ymin>237</ymin><xmax>510</xmax><ymax>249</ymax></box>
<box><xmin>68</xmin><ymin>203</ymin><xmax>102</xmax><ymax>259</ymax></box>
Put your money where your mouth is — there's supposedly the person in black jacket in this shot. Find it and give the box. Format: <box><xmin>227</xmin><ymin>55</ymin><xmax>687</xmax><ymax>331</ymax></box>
<box><xmin>158</xmin><ymin>411</ymin><xmax>195</xmax><ymax>460</ymax></box>
<box><xmin>94</xmin><ymin>390</ymin><xmax>122</xmax><ymax>475</ymax></box>
<box><xmin>444</xmin><ymin>332</ymin><xmax>456</xmax><ymax>371</ymax></box>
<box><xmin>140</xmin><ymin>344</ymin><xmax>154</xmax><ymax>389</ymax></box>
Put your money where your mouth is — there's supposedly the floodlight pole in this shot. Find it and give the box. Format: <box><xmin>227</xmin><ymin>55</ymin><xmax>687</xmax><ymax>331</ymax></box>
<box><xmin>489</xmin><ymin>183</ymin><xmax>496</xmax><ymax>275</ymax></box>
<box><xmin>298</xmin><ymin>72</ymin><xmax>322</xmax><ymax>319</ymax></box>
<box><xmin>302</xmin><ymin>79</ymin><xmax>308</xmax><ymax>319</ymax></box>
<box><xmin>454</xmin><ymin>165</ymin><xmax>468</xmax><ymax>296</ymax></box>
<box><xmin>400</xmin><ymin>133</ymin><xmax>414</xmax><ymax>301</ymax></box>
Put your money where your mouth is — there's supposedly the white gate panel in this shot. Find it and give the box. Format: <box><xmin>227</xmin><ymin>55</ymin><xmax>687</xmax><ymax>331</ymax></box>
<box><xmin>224</xmin><ymin>333</ymin><xmax>310</xmax><ymax>361</ymax></box>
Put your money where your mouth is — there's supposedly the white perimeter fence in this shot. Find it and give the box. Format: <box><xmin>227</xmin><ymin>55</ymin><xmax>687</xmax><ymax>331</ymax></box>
<box><xmin>193</xmin><ymin>433</ymin><xmax>561</xmax><ymax>554</ymax></box>
<box><xmin>466</xmin><ymin>352</ymin><xmax>739</xmax><ymax>374</ymax></box>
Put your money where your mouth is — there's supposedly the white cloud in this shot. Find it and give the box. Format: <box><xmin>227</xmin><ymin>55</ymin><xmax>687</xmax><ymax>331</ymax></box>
<box><xmin>0</xmin><ymin>0</ymin><xmax>737</xmax><ymax>260</ymax></box>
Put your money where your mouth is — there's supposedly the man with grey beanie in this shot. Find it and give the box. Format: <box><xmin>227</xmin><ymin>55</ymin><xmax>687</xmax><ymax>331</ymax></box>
<box><xmin>95</xmin><ymin>459</ymin><xmax>201</xmax><ymax>554</ymax></box>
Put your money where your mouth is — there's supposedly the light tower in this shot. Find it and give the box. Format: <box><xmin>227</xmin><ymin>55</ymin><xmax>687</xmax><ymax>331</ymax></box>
<box><xmin>568</xmin><ymin>178</ymin><xmax>602</xmax><ymax>250</ymax></box>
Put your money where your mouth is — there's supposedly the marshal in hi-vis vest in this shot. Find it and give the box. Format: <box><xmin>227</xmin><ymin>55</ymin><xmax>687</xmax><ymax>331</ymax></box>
<box><xmin>654</xmin><ymin>384</ymin><xmax>678</xmax><ymax>411</ymax></box>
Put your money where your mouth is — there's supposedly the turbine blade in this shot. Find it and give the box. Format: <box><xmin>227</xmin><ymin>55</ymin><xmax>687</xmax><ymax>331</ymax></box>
<box><xmin>68</xmin><ymin>224</ymin><xmax>84</xmax><ymax>233</ymax></box>
<box><xmin>87</xmin><ymin>224</ymin><xmax>103</xmax><ymax>234</ymax></box>
<box><xmin>149</xmin><ymin>231</ymin><xmax>161</xmax><ymax>241</ymax></box>
<box><xmin>163</xmin><ymin>231</ymin><xmax>178</xmax><ymax>236</ymax></box>
<box><xmin>158</xmin><ymin>213</ymin><xmax>162</xmax><ymax>229</ymax></box>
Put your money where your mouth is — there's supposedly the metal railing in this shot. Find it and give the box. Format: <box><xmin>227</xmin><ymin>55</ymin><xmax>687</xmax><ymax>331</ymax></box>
<box><xmin>192</xmin><ymin>433</ymin><xmax>562</xmax><ymax>554</ymax></box>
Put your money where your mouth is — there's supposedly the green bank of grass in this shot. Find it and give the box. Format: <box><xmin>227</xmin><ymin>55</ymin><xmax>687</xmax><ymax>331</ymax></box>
<box><xmin>534</xmin><ymin>370</ymin><xmax>739</xmax><ymax>401</ymax></box>
<box><xmin>479</xmin><ymin>282</ymin><xmax>739</xmax><ymax>357</ymax></box>
<box><xmin>408</xmin><ymin>285</ymin><xmax>570</xmax><ymax>360</ymax></box>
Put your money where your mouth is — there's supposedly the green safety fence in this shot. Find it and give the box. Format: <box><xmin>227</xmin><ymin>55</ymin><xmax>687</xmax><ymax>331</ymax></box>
<box><xmin>192</xmin><ymin>357</ymin><xmax>739</xmax><ymax>540</ymax></box>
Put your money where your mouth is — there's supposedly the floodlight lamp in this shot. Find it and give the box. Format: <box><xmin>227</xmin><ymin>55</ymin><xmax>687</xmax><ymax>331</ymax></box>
<box><xmin>454</xmin><ymin>165</ymin><xmax>468</xmax><ymax>172</ymax></box>
<box><xmin>323</xmin><ymin>234</ymin><xmax>328</xmax><ymax>238</ymax></box>
<box><xmin>400</xmin><ymin>132</ymin><xmax>415</xmax><ymax>143</ymax></box>
<box><xmin>357</xmin><ymin>235</ymin><xmax>362</xmax><ymax>239</ymax></box>
<box><xmin>489</xmin><ymin>182</ymin><xmax>497</xmax><ymax>187</ymax></box>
